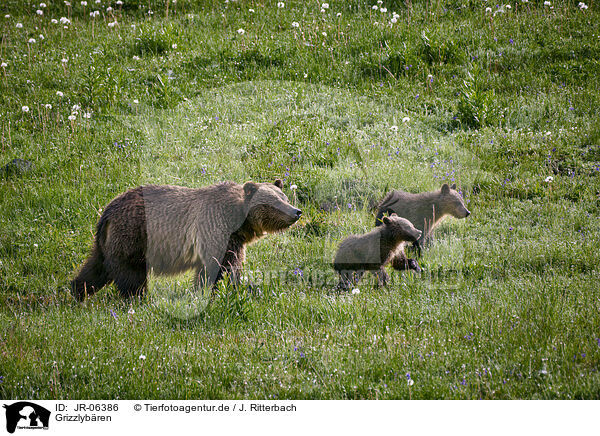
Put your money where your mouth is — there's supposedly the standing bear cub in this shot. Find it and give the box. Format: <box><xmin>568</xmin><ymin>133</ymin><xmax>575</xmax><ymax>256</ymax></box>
<box><xmin>333</xmin><ymin>214</ymin><xmax>422</xmax><ymax>290</ymax></box>
<box><xmin>71</xmin><ymin>179</ymin><xmax>301</xmax><ymax>301</ymax></box>
<box><xmin>375</xmin><ymin>183</ymin><xmax>470</xmax><ymax>270</ymax></box>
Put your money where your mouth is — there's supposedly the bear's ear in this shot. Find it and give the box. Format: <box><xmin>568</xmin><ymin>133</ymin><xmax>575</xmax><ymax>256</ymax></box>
<box><xmin>243</xmin><ymin>182</ymin><xmax>259</xmax><ymax>197</ymax></box>
<box><xmin>450</xmin><ymin>183</ymin><xmax>457</xmax><ymax>190</ymax></box>
<box><xmin>441</xmin><ymin>183</ymin><xmax>450</xmax><ymax>194</ymax></box>
<box><xmin>389</xmin><ymin>212</ymin><xmax>397</xmax><ymax>217</ymax></box>
<box><xmin>274</xmin><ymin>179</ymin><xmax>284</xmax><ymax>189</ymax></box>
<box><xmin>382</xmin><ymin>216</ymin><xmax>391</xmax><ymax>225</ymax></box>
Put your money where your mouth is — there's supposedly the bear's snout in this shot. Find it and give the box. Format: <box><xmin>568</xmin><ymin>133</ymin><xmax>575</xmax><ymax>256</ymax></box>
<box><xmin>292</xmin><ymin>208</ymin><xmax>302</xmax><ymax>220</ymax></box>
<box><xmin>465</xmin><ymin>210</ymin><xmax>471</xmax><ymax>217</ymax></box>
<box><xmin>413</xmin><ymin>229</ymin><xmax>422</xmax><ymax>241</ymax></box>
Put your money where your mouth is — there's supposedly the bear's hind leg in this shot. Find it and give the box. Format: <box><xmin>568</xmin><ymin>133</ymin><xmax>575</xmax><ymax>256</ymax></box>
<box><xmin>71</xmin><ymin>245</ymin><xmax>110</xmax><ymax>301</ymax></box>
<box><xmin>105</xmin><ymin>259</ymin><xmax>147</xmax><ymax>298</ymax></box>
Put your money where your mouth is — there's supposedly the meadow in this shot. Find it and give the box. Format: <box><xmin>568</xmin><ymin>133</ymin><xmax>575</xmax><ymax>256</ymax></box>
<box><xmin>1</xmin><ymin>0</ymin><xmax>599</xmax><ymax>399</ymax></box>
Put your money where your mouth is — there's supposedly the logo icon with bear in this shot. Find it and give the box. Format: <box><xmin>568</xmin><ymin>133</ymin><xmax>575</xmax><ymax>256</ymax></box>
<box><xmin>3</xmin><ymin>402</ymin><xmax>50</xmax><ymax>434</ymax></box>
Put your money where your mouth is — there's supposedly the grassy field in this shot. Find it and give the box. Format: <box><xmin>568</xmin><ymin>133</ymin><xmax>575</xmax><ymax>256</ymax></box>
<box><xmin>1</xmin><ymin>0</ymin><xmax>599</xmax><ymax>399</ymax></box>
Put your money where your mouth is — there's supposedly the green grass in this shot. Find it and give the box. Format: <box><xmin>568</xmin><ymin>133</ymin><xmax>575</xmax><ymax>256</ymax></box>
<box><xmin>1</xmin><ymin>0</ymin><xmax>599</xmax><ymax>399</ymax></box>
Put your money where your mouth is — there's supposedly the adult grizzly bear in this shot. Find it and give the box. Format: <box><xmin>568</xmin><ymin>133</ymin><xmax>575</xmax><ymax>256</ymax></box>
<box><xmin>71</xmin><ymin>179</ymin><xmax>301</xmax><ymax>301</ymax></box>
<box><xmin>333</xmin><ymin>214</ymin><xmax>421</xmax><ymax>290</ymax></box>
<box><xmin>375</xmin><ymin>183</ymin><xmax>470</xmax><ymax>269</ymax></box>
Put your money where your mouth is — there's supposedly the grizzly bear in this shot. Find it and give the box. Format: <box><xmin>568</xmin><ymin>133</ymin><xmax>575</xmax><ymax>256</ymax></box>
<box><xmin>71</xmin><ymin>179</ymin><xmax>301</xmax><ymax>301</ymax></box>
<box><xmin>375</xmin><ymin>183</ymin><xmax>470</xmax><ymax>268</ymax></box>
<box><xmin>333</xmin><ymin>214</ymin><xmax>422</xmax><ymax>290</ymax></box>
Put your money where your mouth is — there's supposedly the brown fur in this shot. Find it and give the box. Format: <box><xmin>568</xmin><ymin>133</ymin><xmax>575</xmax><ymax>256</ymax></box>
<box><xmin>71</xmin><ymin>179</ymin><xmax>300</xmax><ymax>300</ymax></box>
<box><xmin>375</xmin><ymin>183</ymin><xmax>470</xmax><ymax>267</ymax></box>
<box><xmin>333</xmin><ymin>214</ymin><xmax>421</xmax><ymax>290</ymax></box>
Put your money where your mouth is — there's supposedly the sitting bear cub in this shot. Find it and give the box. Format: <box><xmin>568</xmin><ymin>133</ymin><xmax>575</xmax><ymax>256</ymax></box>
<box><xmin>333</xmin><ymin>214</ymin><xmax>421</xmax><ymax>290</ymax></box>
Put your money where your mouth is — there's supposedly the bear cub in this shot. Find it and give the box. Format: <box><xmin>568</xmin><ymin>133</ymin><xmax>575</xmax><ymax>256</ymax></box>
<box><xmin>375</xmin><ymin>183</ymin><xmax>471</xmax><ymax>269</ymax></box>
<box><xmin>333</xmin><ymin>214</ymin><xmax>422</xmax><ymax>290</ymax></box>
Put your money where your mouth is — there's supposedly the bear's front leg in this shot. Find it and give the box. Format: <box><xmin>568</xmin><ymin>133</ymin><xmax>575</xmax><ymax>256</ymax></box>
<box><xmin>216</xmin><ymin>238</ymin><xmax>245</xmax><ymax>286</ymax></box>
<box><xmin>373</xmin><ymin>267</ymin><xmax>390</xmax><ymax>287</ymax></box>
<box><xmin>390</xmin><ymin>251</ymin><xmax>422</xmax><ymax>273</ymax></box>
<box><xmin>194</xmin><ymin>261</ymin><xmax>222</xmax><ymax>296</ymax></box>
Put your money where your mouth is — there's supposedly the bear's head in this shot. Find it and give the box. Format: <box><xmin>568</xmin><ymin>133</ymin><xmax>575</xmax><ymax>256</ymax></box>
<box><xmin>382</xmin><ymin>214</ymin><xmax>422</xmax><ymax>243</ymax></box>
<box><xmin>440</xmin><ymin>183</ymin><xmax>471</xmax><ymax>219</ymax></box>
<box><xmin>243</xmin><ymin>179</ymin><xmax>302</xmax><ymax>234</ymax></box>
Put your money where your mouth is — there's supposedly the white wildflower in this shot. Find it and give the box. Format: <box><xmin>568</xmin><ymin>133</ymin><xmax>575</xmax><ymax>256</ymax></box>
<box><xmin>16</xmin><ymin>23</ymin><xmax>23</xmax><ymax>28</ymax></box>
<box><xmin>402</xmin><ymin>116</ymin><xmax>410</xmax><ymax>123</ymax></box>
<box><xmin>36</xmin><ymin>9</ymin><xmax>44</xmax><ymax>15</ymax></box>
<box><xmin>351</xmin><ymin>288</ymin><xmax>360</xmax><ymax>295</ymax></box>
<box><xmin>544</xmin><ymin>176</ymin><xmax>554</xmax><ymax>183</ymax></box>
<box><xmin>237</xmin><ymin>28</ymin><xmax>245</xmax><ymax>35</ymax></box>
<box><xmin>321</xmin><ymin>3</ymin><xmax>329</xmax><ymax>9</ymax></box>
<box><xmin>22</xmin><ymin>106</ymin><xmax>30</xmax><ymax>112</ymax></box>
<box><xmin>277</xmin><ymin>2</ymin><xmax>285</xmax><ymax>8</ymax></box>
<box><xmin>56</xmin><ymin>91</ymin><xmax>64</xmax><ymax>97</ymax></box>
<box><xmin>291</xmin><ymin>21</ymin><xmax>299</xmax><ymax>28</ymax></box>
